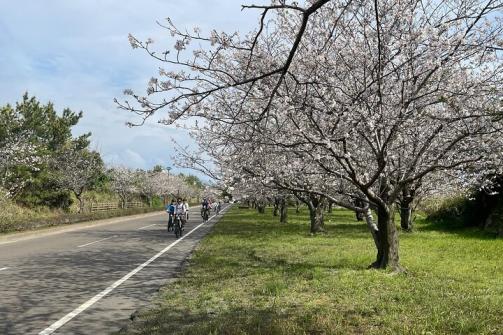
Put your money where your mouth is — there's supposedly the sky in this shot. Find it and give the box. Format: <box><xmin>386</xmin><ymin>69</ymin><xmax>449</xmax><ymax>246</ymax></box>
<box><xmin>0</xmin><ymin>0</ymin><xmax>266</xmax><ymax>179</ymax></box>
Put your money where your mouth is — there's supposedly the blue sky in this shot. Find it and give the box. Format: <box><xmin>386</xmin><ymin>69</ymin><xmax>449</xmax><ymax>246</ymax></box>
<box><xmin>0</xmin><ymin>0</ymin><xmax>266</xmax><ymax>178</ymax></box>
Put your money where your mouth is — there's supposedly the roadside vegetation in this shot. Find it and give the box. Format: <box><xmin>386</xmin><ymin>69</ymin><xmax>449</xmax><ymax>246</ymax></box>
<box><xmin>118</xmin><ymin>207</ymin><xmax>503</xmax><ymax>335</ymax></box>
<box><xmin>0</xmin><ymin>198</ymin><xmax>162</xmax><ymax>234</ymax></box>
<box><xmin>0</xmin><ymin>94</ymin><xmax>207</xmax><ymax>234</ymax></box>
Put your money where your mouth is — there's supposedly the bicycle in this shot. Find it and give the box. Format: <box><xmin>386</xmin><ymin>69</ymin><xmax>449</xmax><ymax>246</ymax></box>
<box><xmin>201</xmin><ymin>208</ymin><xmax>210</xmax><ymax>222</ymax></box>
<box><xmin>174</xmin><ymin>214</ymin><xmax>183</xmax><ymax>238</ymax></box>
<box><xmin>167</xmin><ymin>213</ymin><xmax>174</xmax><ymax>232</ymax></box>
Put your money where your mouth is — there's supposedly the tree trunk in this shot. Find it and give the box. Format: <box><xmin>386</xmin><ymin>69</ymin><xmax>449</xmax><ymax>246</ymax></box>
<box><xmin>273</xmin><ymin>197</ymin><xmax>279</xmax><ymax>216</ymax></box>
<box><xmin>400</xmin><ymin>205</ymin><xmax>413</xmax><ymax>231</ymax></box>
<box><xmin>120</xmin><ymin>195</ymin><xmax>126</xmax><ymax>209</ymax></box>
<box><xmin>76</xmin><ymin>194</ymin><xmax>84</xmax><ymax>214</ymax></box>
<box><xmin>399</xmin><ymin>186</ymin><xmax>414</xmax><ymax>231</ymax></box>
<box><xmin>370</xmin><ymin>204</ymin><xmax>402</xmax><ymax>271</ymax></box>
<box><xmin>355</xmin><ymin>211</ymin><xmax>364</xmax><ymax>221</ymax></box>
<box><xmin>279</xmin><ymin>197</ymin><xmax>288</xmax><ymax>224</ymax></box>
<box><xmin>328</xmin><ymin>202</ymin><xmax>333</xmax><ymax>213</ymax></box>
<box><xmin>362</xmin><ymin>207</ymin><xmax>379</xmax><ymax>251</ymax></box>
<box><xmin>256</xmin><ymin>200</ymin><xmax>266</xmax><ymax>214</ymax></box>
<box><xmin>354</xmin><ymin>198</ymin><xmax>364</xmax><ymax>221</ymax></box>
<box><xmin>308</xmin><ymin>196</ymin><xmax>326</xmax><ymax>234</ymax></box>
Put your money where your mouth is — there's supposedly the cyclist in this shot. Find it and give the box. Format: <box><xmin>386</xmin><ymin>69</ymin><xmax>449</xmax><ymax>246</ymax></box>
<box><xmin>201</xmin><ymin>197</ymin><xmax>211</xmax><ymax>220</ymax></box>
<box><xmin>175</xmin><ymin>198</ymin><xmax>185</xmax><ymax>231</ymax></box>
<box><xmin>175</xmin><ymin>198</ymin><xmax>188</xmax><ymax>230</ymax></box>
<box><xmin>183</xmin><ymin>198</ymin><xmax>190</xmax><ymax>220</ymax></box>
<box><xmin>166</xmin><ymin>199</ymin><xmax>176</xmax><ymax>231</ymax></box>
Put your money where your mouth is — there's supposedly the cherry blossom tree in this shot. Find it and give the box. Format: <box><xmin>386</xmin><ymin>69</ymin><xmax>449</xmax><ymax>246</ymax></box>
<box><xmin>140</xmin><ymin>169</ymin><xmax>203</xmax><ymax>203</ymax></box>
<box><xmin>135</xmin><ymin>169</ymin><xmax>163</xmax><ymax>207</ymax></box>
<box><xmin>109</xmin><ymin>166</ymin><xmax>138</xmax><ymax>209</ymax></box>
<box><xmin>152</xmin><ymin>170</ymin><xmax>174</xmax><ymax>201</ymax></box>
<box><xmin>196</xmin><ymin>127</ymin><xmax>378</xmax><ymax>234</ymax></box>
<box><xmin>52</xmin><ymin>147</ymin><xmax>103</xmax><ymax>213</ymax></box>
<box><xmin>120</xmin><ymin>0</ymin><xmax>503</xmax><ymax>271</ymax></box>
<box><xmin>1</xmin><ymin>99</ymin><xmax>38</xmax><ymax>198</ymax></box>
<box><xmin>0</xmin><ymin>129</ymin><xmax>40</xmax><ymax>198</ymax></box>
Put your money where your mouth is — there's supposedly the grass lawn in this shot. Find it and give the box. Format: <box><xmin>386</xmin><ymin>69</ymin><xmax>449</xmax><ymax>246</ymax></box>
<box><xmin>118</xmin><ymin>207</ymin><xmax>503</xmax><ymax>335</ymax></box>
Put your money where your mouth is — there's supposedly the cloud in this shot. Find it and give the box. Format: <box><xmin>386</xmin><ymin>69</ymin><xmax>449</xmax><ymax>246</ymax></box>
<box><xmin>0</xmin><ymin>0</ymin><xmax>268</xmax><ymax>180</ymax></box>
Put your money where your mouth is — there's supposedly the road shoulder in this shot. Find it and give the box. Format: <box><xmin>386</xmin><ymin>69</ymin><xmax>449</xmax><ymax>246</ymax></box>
<box><xmin>115</xmin><ymin>206</ymin><xmax>230</xmax><ymax>334</ymax></box>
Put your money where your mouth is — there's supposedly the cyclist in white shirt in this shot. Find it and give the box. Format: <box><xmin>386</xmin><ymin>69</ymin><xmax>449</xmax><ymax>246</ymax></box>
<box><xmin>175</xmin><ymin>198</ymin><xmax>188</xmax><ymax>229</ymax></box>
<box><xmin>183</xmin><ymin>198</ymin><xmax>190</xmax><ymax>220</ymax></box>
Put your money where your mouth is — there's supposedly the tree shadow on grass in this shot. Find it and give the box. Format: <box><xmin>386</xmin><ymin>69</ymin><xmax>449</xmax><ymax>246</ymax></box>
<box><xmin>216</xmin><ymin>212</ymin><xmax>372</xmax><ymax>241</ymax></box>
<box><xmin>325</xmin><ymin>223</ymin><xmax>372</xmax><ymax>239</ymax></box>
<box><xmin>212</xmin><ymin>209</ymin><xmax>378</xmax><ymax>272</ymax></box>
<box><xmin>119</xmin><ymin>303</ymin><xmax>338</xmax><ymax>335</ymax></box>
<box><xmin>247</xmin><ymin>251</ymin><xmax>372</xmax><ymax>274</ymax></box>
<box><xmin>210</xmin><ymin>224</ymin><xmax>373</xmax><ymax>247</ymax></box>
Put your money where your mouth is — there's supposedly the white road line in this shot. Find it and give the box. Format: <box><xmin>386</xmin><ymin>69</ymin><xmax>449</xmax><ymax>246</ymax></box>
<box><xmin>137</xmin><ymin>224</ymin><xmax>158</xmax><ymax>230</ymax></box>
<box><xmin>38</xmin><ymin>205</ymin><xmax>230</xmax><ymax>335</ymax></box>
<box><xmin>0</xmin><ymin>267</ymin><xmax>9</xmax><ymax>272</ymax></box>
<box><xmin>77</xmin><ymin>237</ymin><xmax>114</xmax><ymax>248</ymax></box>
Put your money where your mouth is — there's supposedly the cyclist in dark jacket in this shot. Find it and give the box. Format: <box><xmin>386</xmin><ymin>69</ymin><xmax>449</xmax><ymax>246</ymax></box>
<box><xmin>166</xmin><ymin>199</ymin><xmax>176</xmax><ymax>231</ymax></box>
<box><xmin>201</xmin><ymin>198</ymin><xmax>212</xmax><ymax>217</ymax></box>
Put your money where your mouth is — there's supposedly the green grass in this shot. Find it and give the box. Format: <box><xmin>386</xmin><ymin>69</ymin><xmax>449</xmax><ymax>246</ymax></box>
<box><xmin>119</xmin><ymin>207</ymin><xmax>503</xmax><ymax>335</ymax></box>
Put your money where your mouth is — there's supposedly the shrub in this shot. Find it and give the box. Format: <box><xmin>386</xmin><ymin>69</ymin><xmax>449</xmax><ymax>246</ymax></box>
<box><xmin>422</xmin><ymin>195</ymin><xmax>469</xmax><ymax>225</ymax></box>
<box><xmin>0</xmin><ymin>194</ymin><xmax>162</xmax><ymax>234</ymax></box>
<box><xmin>423</xmin><ymin>186</ymin><xmax>503</xmax><ymax>236</ymax></box>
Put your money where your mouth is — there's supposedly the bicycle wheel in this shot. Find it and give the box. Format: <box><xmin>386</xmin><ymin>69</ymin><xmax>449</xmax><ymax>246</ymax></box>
<box><xmin>174</xmin><ymin>219</ymin><xmax>180</xmax><ymax>238</ymax></box>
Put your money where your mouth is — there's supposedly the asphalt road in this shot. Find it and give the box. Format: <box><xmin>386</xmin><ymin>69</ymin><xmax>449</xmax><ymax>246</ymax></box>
<box><xmin>0</xmin><ymin>205</ymin><xmax>229</xmax><ymax>335</ymax></box>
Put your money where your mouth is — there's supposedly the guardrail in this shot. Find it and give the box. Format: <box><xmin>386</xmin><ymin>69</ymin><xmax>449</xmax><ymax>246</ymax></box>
<box><xmin>90</xmin><ymin>201</ymin><xmax>145</xmax><ymax>212</ymax></box>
